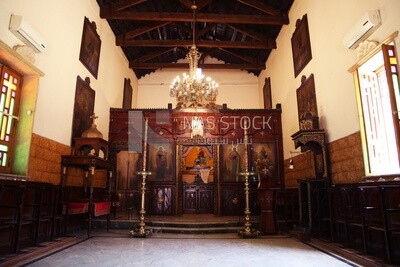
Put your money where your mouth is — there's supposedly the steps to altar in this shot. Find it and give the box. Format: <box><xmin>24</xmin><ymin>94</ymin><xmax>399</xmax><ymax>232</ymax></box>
<box><xmin>91</xmin><ymin>214</ymin><xmax>260</xmax><ymax>235</ymax></box>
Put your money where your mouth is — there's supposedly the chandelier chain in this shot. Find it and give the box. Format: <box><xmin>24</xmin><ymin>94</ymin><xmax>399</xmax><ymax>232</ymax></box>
<box><xmin>169</xmin><ymin>0</ymin><xmax>218</xmax><ymax>109</ymax></box>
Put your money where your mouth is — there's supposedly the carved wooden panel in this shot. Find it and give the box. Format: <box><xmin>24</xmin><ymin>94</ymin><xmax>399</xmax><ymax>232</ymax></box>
<box><xmin>197</xmin><ymin>187</ymin><xmax>213</xmax><ymax>213</ymax></box>
<box><xmin>221</xmin><ymin>184</ymin><xmax>245</xmax><ymax>216</ymax></box>
<box><xmin>183</xmin><ymin>186</ymin><xmax>197</xmax><ymax>213</ymax></box>
<box><xmin>221</xmin><ymin>184</ymin><xmax>259</xmax><ymax>216</ymax></box>
<box><xmin>183</xmin><ymin>184</ymin><xmax>213</xmax><ymax>214</ymax></box>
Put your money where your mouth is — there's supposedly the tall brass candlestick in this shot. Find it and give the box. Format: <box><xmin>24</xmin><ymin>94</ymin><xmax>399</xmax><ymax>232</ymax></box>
<box><xmin>239</xmin><ymin>119</ymin><xmax>259</xmax><ymax>238</ymax></box>
<box><xmin>244</xmin><ymin>120</ymin><xmax>249</xmax><ymax>171</ymax></box>
<box><xmin>142</xmin><ymin>118</ymin><xmax>148</xmax><ymax>171</ymax></box>
<box><xmin>131</xmin><ymin>118</ymin><xmax>152</xmax><ymax>238</ymax></box>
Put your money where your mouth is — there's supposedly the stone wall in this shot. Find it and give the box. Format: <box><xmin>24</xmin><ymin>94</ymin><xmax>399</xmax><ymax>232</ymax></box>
<box><xmin>328</xmin><ymin>131</ymin><xmax>365</xmax><ymax>184</ymax></box>
<box><xmin>28</xmin><ymin>133</ymin><xmax>107</xmax><ymax>186</ymax></box>
<box><xmin>284</xmin><ymin>131</ymin><xmax>365</xmax><ymax>187</ymax></box>
<box><xmin>284</xmin><ymin>151</ymin><xmax>314</xmax><ymax>188</ymax></box>
<box><xmin>28</xmin><ymin>133</ymin><xmax>71</xmax><ymax>184</ymax></box>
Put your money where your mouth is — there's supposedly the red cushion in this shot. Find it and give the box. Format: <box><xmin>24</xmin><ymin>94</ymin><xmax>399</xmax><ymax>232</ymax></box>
<box><xmin>68</xmin><ymin>202</ymin><xmax>89</xmax><ymax>214</ymax></box>
<box><xmin>93</xmin><ymin>201</ymin><xmax>110</xmax><ymax>217</ymax></box>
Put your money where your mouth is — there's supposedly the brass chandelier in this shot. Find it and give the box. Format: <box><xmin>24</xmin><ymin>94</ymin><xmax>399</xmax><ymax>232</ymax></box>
<box><xmin>169</xmin><ymin>2</ymin><xmax>218</xmax><ymax>109</ymax></box>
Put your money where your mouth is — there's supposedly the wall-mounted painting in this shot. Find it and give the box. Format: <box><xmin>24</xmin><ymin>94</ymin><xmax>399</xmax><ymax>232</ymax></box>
<box><xmin>147</xmin><ymin>142</ymin><xmax>174</xmax><ymax>181</ymax></box>
<box><xmin>222</xmin><ymin>144</ymin><xmax>246</xmax><ymax>182</ymax></box>
<box><xmin>296</xmin><ymin>74</ymin><xmax>319</xmax><ymax>130</ymax></box>
<box><xmin>291</xmin><ymin>14</ymin><xmax>312</xmax><ymax>78</ymax></box>
<box><xmin>79</xmin><ymin>17</ymin><xmax>101</xmax><ymax>79</ymax></box>
<box><xmin>116</xmin><ymin>151</ymin><xmax>140</xmax><ymax>190</ymax></box>
<box><xmin>71</xmin><ymin>76</ymin><xmax>95</xmax><ymax>144</ymax></box>
<box><xmin>182</xmin><ymin>146</ymin><xmax>214</xmax><ymax>184</ymax></box>
<box><xmin>251</xmin><ymin>143</ymin><xmax>276</xmax><ymax>182</ymax></box>
<box><xmin>122</xmin><ymin>78</ymin><xmax>133</xmax><ymax>109</ymax></box>
<box><xmin>263</xmin><ymin>77</ymin><xmax>272</xmax><ymax>109</ymax></box>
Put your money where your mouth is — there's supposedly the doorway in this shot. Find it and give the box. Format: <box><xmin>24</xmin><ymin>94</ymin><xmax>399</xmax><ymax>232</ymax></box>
<box><xmin>180</xmin><ymin>145</ymin><xmax>216</xmax><ymax>214</ymax></box>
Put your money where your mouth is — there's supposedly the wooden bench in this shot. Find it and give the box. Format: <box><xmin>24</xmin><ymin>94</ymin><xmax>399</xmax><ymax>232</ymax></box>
<box><xmin>0</xmin><ymin>182</ymin><xmax>25</xmax><ymax>254</ymax></box>
<box><xmin>379</xmin><ymin>185</ymin><xmax>400</xmax><ymax>264</ymax></box>
<box><xmin>325</xmin><ymin>182</ymin><xmax>400</xmax><ymax>264</ymax></box>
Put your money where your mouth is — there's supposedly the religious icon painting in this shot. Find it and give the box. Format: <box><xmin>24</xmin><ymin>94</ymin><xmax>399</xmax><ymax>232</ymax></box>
<box><xmin>147</xmin><ymin>142</ymin><xmax>174</xmax><ymax>181</ymax></box>
<box><xmin>291</xmin><ymin>14</ymin><xmax>312</xmax><ymax>78</ymax></box>
<box><xmin>79</xmin><ymin>17</ymin><xmax>101</xmax><ymax>79</ymax></box>
<box><xmin>71</xmin><ymin>76</ymin><xmax>95</xmax><ymax>145</ymax></box>
<box><xmin>222</xmin><ymin>144</ymin><xmax>246</xmax><ymax>182</ymax></box>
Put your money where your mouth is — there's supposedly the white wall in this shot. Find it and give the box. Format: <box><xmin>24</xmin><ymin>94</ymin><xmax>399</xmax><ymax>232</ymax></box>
<box><xmin>260</xmin><ymin>0</ymin><xmax>400</xmax><ymax>159</ymax></box>
<box><xmin>1</xmin><ymin>0</ymin><xmax>399</xmax><ymax>155</ymax></box>
<box><xmin>137</xmin><ymin>58</ymin><xmax>260</xmax><ymax>109</ymax></box>
<box><xmin>0</xmin><ymin>0</ymin><xmax>137</xmax><ymax>145</ymax></box>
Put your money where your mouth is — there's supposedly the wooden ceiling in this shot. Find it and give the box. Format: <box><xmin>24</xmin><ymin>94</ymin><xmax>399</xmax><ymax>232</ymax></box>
<box><xmin>97</xmin><ymin>0</ymin><xmax>294</xmax><ymax>78</ymax></box>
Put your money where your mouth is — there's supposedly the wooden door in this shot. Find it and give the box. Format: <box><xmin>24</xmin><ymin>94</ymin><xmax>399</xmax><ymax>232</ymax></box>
<box><xmin>183</xmin><ymin>184</ymin><xmax>213</xmax><ymax>214</ymax></box>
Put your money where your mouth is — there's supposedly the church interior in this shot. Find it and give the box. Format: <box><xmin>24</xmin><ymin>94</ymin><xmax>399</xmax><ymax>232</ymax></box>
<box><xmin>0</xmin><ymin>0</ymin><xmax>400</xmax><ymax>266</ymax></box>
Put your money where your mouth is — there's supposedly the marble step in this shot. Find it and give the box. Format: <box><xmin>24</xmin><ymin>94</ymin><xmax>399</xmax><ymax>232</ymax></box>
<box><xmin>92</xmin><ymin>219</ymin><xmax>259</xmax><ymax>234</ymax></box>
<box><xmin>149</xmin><ymin>226</ymin><xmax>242</xmax><ymax>234</ymax></box>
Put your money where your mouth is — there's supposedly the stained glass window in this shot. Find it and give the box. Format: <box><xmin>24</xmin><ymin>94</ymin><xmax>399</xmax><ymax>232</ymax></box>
<box><xmin>0</xmin><ymin>66</ymin><xmax>22</xmax><ymax>172</ymax></box>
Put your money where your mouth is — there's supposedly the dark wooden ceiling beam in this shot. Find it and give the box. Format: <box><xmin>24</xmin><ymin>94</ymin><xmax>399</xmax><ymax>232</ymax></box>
<box><xmin>178</xmin><ymin>0</ymin><xmax>194</xmax><ymax>10</ymax></box>
<box><xmin>179</xmin><ymin>0</ymin><xmax>214</xmax><ymax>10</ymax></box>
<box><xmin>130</xmin><ymin>62</ymin><xmax>265</xmax><ymax>70</ymax></box>
<box><xmin>175</xmin><ymin>22</ymin><xmax>193</xmax><ymax>36</ymax></box>
<box><xmin>219</xmin><ymin>48</ymin><xmax>257</xmax><ymax>64</ymax></box>
<box><xmin>100</xmin><ymin>10</ymin><xmax>289</xmax><ymax>25</ymax></box>
<box><xmin>118</xmin><ymin>39</ymin><xmax>276</xmax><ymax>49</ymax></box>
<box><xmin>237</xmin><ymin>0</ymin><xmax>281</xmax><ymax>16</ymax></box>
<box><xmin>197</xmin><ymin>0</ymin><xmax>214</xmax><ymax>11</ymax></box>
<box><xmin>111</xmin><ymin>0</ymin><xmax>147</xmax><ymax>11</ymax></box>
<box><xmin>197</xmin><ymin>23</ymin><xmax>216</xmax><ymax>38</ymax></box>
<box><xmin>226</xmin><ymin>24</ymin><xmax>267</xmax><ymax>43</ymax></box>
<box><xmin>135</xmin><ymin>48</ymin><xmax>177</xmax><ymax>63</ymax></box>
<box><xmin>199</xmin><ymin>48</ymin><xmax>218</xmax><ymax>62</ymax></box>
<box><xmin>119</xmin><ymin>21</ymin><xmax>171</xmax><ymax>41</ymax></box>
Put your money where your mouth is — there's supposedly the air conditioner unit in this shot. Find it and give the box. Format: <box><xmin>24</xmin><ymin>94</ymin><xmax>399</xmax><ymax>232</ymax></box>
<box><xmin>9</xmin><ymin>14</ymin><xmax>46</xmax><ymax>53</ymax></box>
<box><xmin>342</xmin><ymin>10</ymin><xmax>381</xmax><ymax>49</ymax></box>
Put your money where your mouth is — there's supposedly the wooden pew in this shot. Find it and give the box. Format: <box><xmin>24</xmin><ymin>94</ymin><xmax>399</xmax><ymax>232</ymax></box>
<box><xmin>325</xmin><ymin>182</ymin><xmax>400</xmax><ymax>264</ymax></box>
<box><xmin>359</xmin><ymin>186</ymin><xmax>386</xmax><ymax>258</ymax></box>
<box><xmin>330</xmin><ymin>186</ymin><xmax>349</xmax><ymax>247</ymax></box>
<box><xmin>0</xmin><ymin>182</ymin><xmax>25</xmax><ymax>254</ymax></box>
<box><xmin>379</xmin><ymin>185</ymin><xmax>400</xmax><ymax>264</ymax></box>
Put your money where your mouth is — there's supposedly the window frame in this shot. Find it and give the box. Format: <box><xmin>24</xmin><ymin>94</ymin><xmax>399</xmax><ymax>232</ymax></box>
<box><xmin>349</xmin><ymin>32</ymin><xmax>400</xmax><ymax>176</ymax></box>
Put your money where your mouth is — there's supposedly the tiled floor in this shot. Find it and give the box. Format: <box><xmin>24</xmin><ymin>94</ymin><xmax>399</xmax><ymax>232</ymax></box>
<box><xmin>25</xmin><ymin>229</ymin><xmax>358</xmax><ymax>267</ymax></box>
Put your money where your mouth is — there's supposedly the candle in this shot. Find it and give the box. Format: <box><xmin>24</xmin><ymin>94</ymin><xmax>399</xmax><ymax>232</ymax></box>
<box><xmin>243</xmin><ymin>119</ymin><xmax>248</xmax><ymax>172</ymax></box>
<box><xmin>142</xmin><ymin>118</ymin><xmax>148</xmax><ymax>171</ymax></box>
